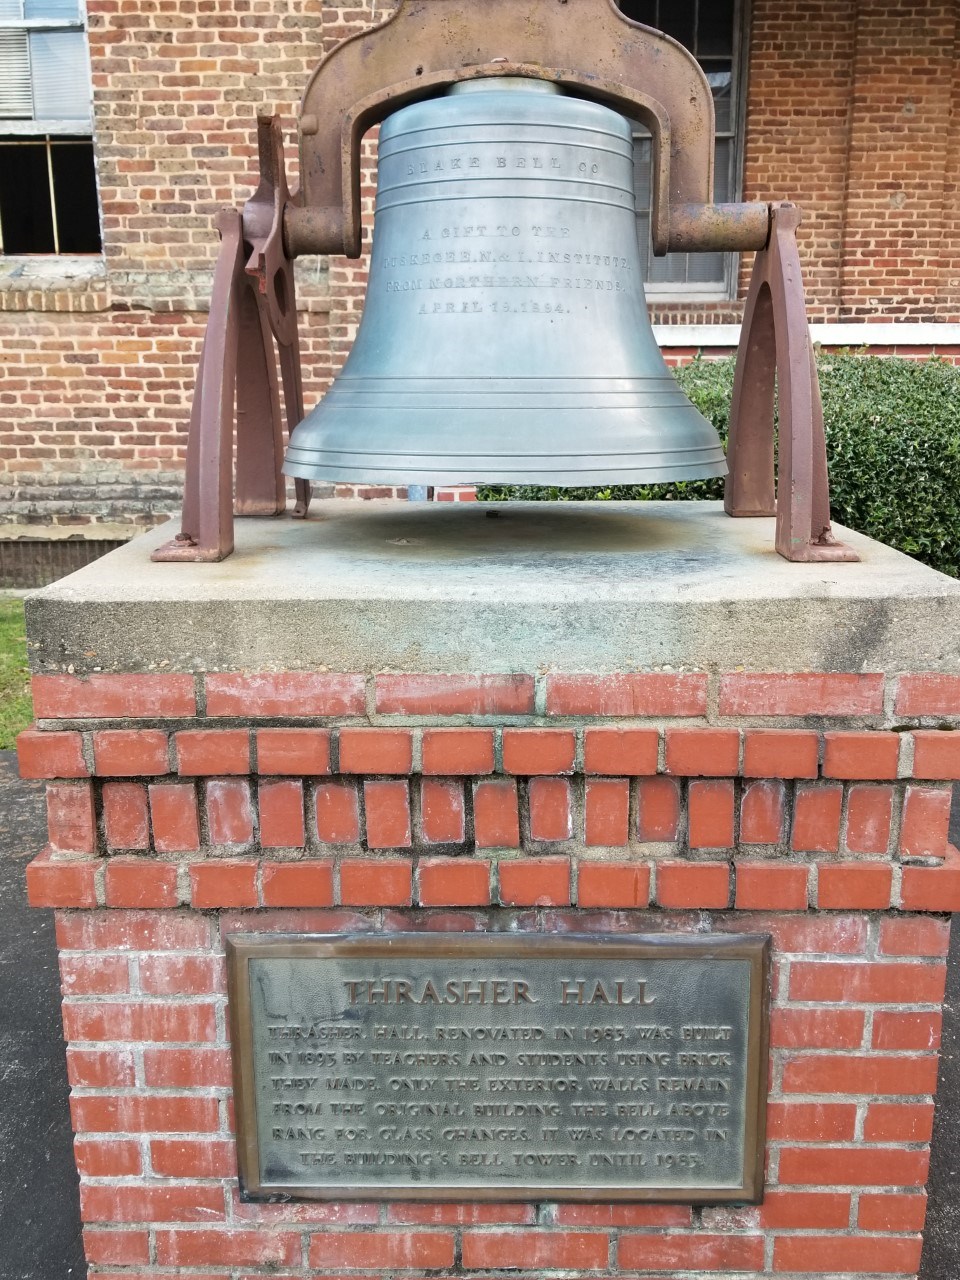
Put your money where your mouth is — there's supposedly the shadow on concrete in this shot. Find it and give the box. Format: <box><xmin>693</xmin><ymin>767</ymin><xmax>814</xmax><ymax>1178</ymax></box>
<box><xmin>0</xmin><ymin>751</ymin><xmax>85</xmax><ymax>1280</ymax></box>
<box><xmin>0</xmin><ymin>750</ymin><xmax>957</xmax><ymax>1280</ymax></box>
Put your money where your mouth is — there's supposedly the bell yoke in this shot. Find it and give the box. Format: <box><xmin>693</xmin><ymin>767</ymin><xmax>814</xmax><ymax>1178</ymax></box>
<box><xmin>152</xmin><ymin>0</ymin><xmax>857</xmax><ymax>565</ymax></box>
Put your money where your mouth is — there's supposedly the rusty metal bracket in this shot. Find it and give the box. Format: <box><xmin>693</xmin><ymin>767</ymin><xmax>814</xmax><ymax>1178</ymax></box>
<box><xmin>153</xmin><ymin>118</ymin><xmax>309</xmax><ymax>562</ymax></box>
<box><xmin>152</xmin><ymin>209</ymin><xmax>245</xmax><ymax>563</ymax></box>
<box><xmin>724</xmin><ymin>204</ymin><xmax>859</xmax><ymax>564</ymax></box>
<box><xmin>243</xmin><ymin>113</ymin><xmax>311</xmax><ymax>520</ymax></box>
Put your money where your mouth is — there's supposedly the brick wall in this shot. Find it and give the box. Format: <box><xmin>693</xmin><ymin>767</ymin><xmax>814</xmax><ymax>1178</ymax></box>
<box><xmin>1</xmin><ymin>0</ymin><xmax>958</xmax><ymax>530</ymax></box>
<box><xmin>0</xmin><ymin>0</ymin><xmax>334</xmax><ymax>535</ymax></box>
<box><xmin>743</xmin><ymin>0</ymin><xmax>960</xmax><ymax>324</ymax></box>
<box><xmin>838</xmin><ymin>1</ymin><xmax>958</xmax><ymax>320</ymax></box>
<box><xmin>21</xmin><ymin>666</ymin><xmax>960</xmax><ymax>1279</ymax></box>
<box><xmin>41</xmin><ymin>906</ymin><xmax>948</xmax><ymax>1278</ymax></box>
<box><xmin>940</xmin><ymin>17</ymin><xmax>960</xmax><ymax>307</ymax></box>
<box><xmin>742</xmin><ymin>0</ymin><xmax>858</xmax><ymax>321</ymax></box>
<box><xmin>0</xmin><ymin>300</ymin><xmax>333</xmax><ymax>535</ymax></box>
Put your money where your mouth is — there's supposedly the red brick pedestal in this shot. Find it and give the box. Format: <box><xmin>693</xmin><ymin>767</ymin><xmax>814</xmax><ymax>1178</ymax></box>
<box><xmin>20</xmin><ymin>501</ymin><xmax>960</xmax><ymax>1280</ymax></box>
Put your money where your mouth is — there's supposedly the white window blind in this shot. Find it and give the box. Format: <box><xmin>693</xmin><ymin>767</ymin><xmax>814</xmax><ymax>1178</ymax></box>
<box><xmin>0</xmin><ymin>0</ymin><xmax>91</xmax><ymax>128</ymax></box>
<box><xmin>25</xmin><ymin>0</ymin><xmax>80</xmax><ymax>18</ymax></box>
<box><xmin>31</xmin><ymin>30</ymin><xmax>90</xmax><ymax>119</ymax></box>
<box><xmin>0</xmin><ymin>30</ymin><xmax>32</xmax><ymax>118</ymax></box>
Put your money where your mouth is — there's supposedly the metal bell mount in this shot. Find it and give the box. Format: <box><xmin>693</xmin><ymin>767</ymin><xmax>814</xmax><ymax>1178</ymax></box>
<box><xmin>153</xmin><ymin>0</ymin><xmax>857</xmax><ymax>564</ymax></box>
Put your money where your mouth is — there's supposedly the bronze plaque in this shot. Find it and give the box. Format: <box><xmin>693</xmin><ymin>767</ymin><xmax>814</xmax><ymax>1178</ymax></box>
<box><xmin>227</xmin><ymin>933</ymin><xmax>769</xmax><ymax>1202</ymax></box>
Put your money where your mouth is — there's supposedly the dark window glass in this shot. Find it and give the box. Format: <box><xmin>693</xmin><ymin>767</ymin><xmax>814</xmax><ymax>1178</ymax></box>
<box><xmin>657</xmin><ymin>0</ymin><xmax>697</xmax><ymax>52</ymax></box>
<box><xmin>698</xmin><ymin>0</ymin><xmax>735</xmax><ymax>56</ymax></box>
<box><xmin>0</xmin><ymin>135</ymin><xmax>100</xmax><ymax>253</ymax></box>
<box><xmin>51</xmin><ymin>139</ymin><xmax>100</xmax><ymax>252</ymax></box>
<box><xmin>618</xmin><ymin>0</ymin><xmax>734</xmax><ymax>55</ymax></box>
<box><xmin>618</xmin><ymin>0</ymin><xmax>657</xmax><ymax>26</ymax></box>
<box><xmin>0</xmin><ymin>139</ymin><xmax>55</xmax><ymax>252</ymax></box>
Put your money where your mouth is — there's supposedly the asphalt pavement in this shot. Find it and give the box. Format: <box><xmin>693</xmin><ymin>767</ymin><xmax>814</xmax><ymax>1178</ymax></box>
<box><xmin>0</xmin><ymin>752</ymin><xmax>84</xmax><ymax>1280</ymax></box>
<box><xmin>0</xmin><ymin>750</ymin><xmax>956</xmax><ymax>1280</ymax></box>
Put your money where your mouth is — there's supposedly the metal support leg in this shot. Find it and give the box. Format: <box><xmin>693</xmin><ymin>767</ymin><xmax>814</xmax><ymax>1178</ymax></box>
<box><xmin>725</xmin><ymin>203</ymin><xmax>858</xmax><ymax>563</ymax></box>
<box><xmin>152</xmin><ymin>209</ymin><xmax>245</xmax><ymax>563</ymax></box>
<box><xmin>155</xmin><ymin>116</ymin><xmax>311</xmax><ymax>562</ymax></box>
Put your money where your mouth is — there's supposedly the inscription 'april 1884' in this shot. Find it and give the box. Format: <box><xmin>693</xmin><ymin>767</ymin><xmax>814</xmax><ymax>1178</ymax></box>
<box><xmin>227</xmin><ymin>934</ymin><xmax>769</xmax><ymax>1203</ymax></box>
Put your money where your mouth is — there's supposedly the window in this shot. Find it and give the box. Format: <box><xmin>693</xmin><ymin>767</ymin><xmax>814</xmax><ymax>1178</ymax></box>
<box><xmin>0</xmin><ymin>0</ymin><xmax>101</xmax><ymax>253</ymax></box>
<box><xmin>618</xmin><ymin>0</ymin><xmax>747</xmax><ymax>298</ymax></box>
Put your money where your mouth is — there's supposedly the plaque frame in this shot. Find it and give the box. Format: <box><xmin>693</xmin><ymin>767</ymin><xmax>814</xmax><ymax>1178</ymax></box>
<box><xmin>227</xmin><ymin>932</ymin><xmax>770</xmax><ymax>1203</ymax></box>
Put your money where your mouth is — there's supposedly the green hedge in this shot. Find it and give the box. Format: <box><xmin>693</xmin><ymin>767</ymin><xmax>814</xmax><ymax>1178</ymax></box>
<box><xmin>477</xmin><ymin>354</ymin><xmax>960</xmax><ymax>578</ymax></box>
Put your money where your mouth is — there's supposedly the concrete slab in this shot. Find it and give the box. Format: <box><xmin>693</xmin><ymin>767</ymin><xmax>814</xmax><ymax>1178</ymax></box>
<box><xmin>25</xmin><ymin>501</ymin><xmax>960</xmax><ymax>676</ymax></box>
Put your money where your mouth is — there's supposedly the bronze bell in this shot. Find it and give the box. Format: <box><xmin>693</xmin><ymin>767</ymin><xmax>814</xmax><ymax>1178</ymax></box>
<box><xmin>284</xmin><ymin>78</ymin><xmax>727</xmax><ymax>487</ymax></box>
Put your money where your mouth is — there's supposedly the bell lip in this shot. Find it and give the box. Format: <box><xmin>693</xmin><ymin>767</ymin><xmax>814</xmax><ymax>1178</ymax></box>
<box><xmin>282</xmin><ymin>458</ymin><xmax>729</xmax><ymax>486</ymax></box>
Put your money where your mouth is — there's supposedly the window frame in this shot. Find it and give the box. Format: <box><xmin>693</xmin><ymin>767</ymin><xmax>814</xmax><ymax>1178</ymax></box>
<box><xmin>0</xmin><ymin>0</ymin><xmax>100</xmax><ymax>256</ymax></box>
<box><xmin>626</xmin><ymin>0</ymin><xmax>750</xmax><ymax>302</ymax></box>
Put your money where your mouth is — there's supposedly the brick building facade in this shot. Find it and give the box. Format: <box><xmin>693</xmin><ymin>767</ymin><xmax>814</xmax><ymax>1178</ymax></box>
<box><xmin>0</xmin><ymin>0</ymin><xmax>958</xmax><ymax>538</ymax></box>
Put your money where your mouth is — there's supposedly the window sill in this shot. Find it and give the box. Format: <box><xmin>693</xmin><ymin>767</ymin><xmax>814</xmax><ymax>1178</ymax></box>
<box><xmin>0</xmin><ymin>258</ymin><xmax>332</xmax><ymax>316</ymax></box>
<box><xmin>644</xmin><ymin>286</ymin><xmax>732</xmax><ymax>303</ymax></box>
<box><xmin>0</xmin><ymin>256</ymin><xmax>109</xmax><ymax>312</ymax></box>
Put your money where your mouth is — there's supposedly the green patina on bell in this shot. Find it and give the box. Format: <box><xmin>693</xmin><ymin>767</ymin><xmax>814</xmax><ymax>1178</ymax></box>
<box><xmin>285</xmin><ymin>79</ymin><xmax>727</xmax><ymax>487</ymax></box>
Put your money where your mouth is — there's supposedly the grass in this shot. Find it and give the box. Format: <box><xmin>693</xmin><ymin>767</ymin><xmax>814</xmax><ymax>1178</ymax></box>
<box><xmin>0</xmin><ymin>599</ymin><xmax>32</xmax><ymax>749</ymax></box>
